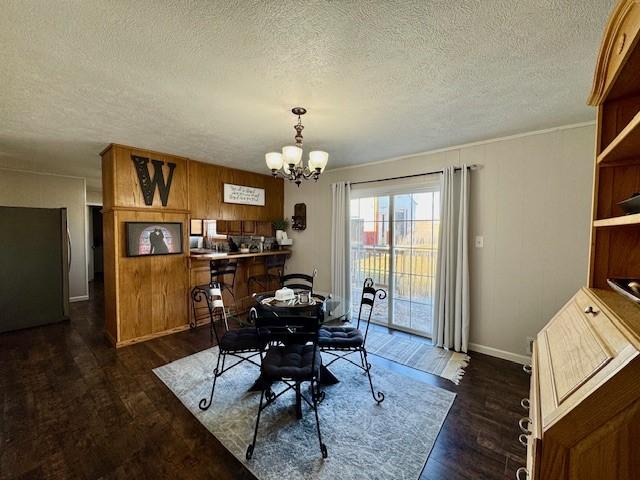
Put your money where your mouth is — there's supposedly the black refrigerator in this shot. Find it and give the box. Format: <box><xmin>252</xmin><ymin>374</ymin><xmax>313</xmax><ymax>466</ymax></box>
<box><xmin>0</xmin><ymin>206</ymin><xmax>70</xmax><ymax>333</ymax></box>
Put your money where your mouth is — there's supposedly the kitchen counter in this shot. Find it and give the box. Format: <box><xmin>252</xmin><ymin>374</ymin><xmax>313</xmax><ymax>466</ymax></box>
<box><xmin>188</xmin><ymin>248</ymin><xmax>292</xmax><ymax>319</ymax></box>
<box><xmin>189</xmin><ymin>249</ymin><xmax>291</xmax><ymax>260</ymax></box>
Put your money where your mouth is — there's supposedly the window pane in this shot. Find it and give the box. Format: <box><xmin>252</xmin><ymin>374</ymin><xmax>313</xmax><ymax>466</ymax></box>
<box><xmin>350</xmin><ymin>198</ymin><xmax>360</xmax><ymax>218</ymax></box>
<box><xmin>392</xmin><ymin>298</ymin><xmax>411</xmax><ymax>329</ymax></box>
<box><xmin>350</xmin><ymin>195</ymin><xmax>391</xmax><ymax>323</ymax></box>
<box><xmin>350</xmin><ymin>190</ymin><xmax>439</xmax><ymax>337</ymax></box>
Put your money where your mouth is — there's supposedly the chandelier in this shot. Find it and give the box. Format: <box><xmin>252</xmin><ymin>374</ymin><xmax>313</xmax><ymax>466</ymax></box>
<box><xmin>265</xmin><ymin>107</ymin><xmax>328</xmax><ymax>186</ymax></box>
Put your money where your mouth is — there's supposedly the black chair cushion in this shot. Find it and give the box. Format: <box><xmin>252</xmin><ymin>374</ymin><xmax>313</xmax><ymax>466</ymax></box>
<box><xmin>318</xmin><ymin>327</ymin><xmax>364</xmax><ymax>348</ymax></box>
<box><xmin>219</xmin><ymin>328</ymin><xmax>262</xmax><ymax>352</ymax></box>
<box><xmin>262</xmin><ymin>344</ymin><xmax>321</xmax><ymax>381</ymax></box>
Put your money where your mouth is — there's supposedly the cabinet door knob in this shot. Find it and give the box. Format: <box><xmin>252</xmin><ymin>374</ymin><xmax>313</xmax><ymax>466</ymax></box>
<box><xmin>516</xmin><ymin>467</ymin><xmax>529</xmax><ymax>480</ymax></box>
<box><xmin>521</xmin><ymin>398</ymin><xmax>530</xmax><ymax>410</ymax></box>
<box><xmin>523</xmin><ymin>364</ymin><xmax>532</xmax><ymax>374</ymax></box>
<box><xmin>584</xmin><ymin>305</ymin><xmax>598</xmax><ymax>315</ymax></box>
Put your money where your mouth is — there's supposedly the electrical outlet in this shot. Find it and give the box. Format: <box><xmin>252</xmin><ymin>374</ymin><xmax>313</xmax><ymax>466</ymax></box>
<box><xmin>475</xmin><ymin>235</ymin><xmax>484</xmax><ymax>248</ymax></box>
<box><xmin>526</xmin><ymin>336</ymin><xmax>535</xmax><ymax>355</ymax></box>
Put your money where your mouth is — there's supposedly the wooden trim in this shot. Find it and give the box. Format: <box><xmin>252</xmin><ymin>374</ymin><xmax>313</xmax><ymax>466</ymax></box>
<box><xmin>115</xmin><ymin>323</ymin><xmax>193</xmax><ymax>348</ymax></box>
<box><xmin>100</xmin><ymin>143</ymin><xmax>189</xmax><ymax>160</ymax></box>
<box><xmin>99</xmin><ymin>143</ymin><xmax>114</xmax><ymax>157</ymax></box>
<box><xmin>189</xmin><ymin>249</ymin><xmax>291</xmax><ymax>261</ymax></box>
<box><xmin>104</xmin><ymin>205</ymin><xmax>191</xmax><ymax>214</ymax></box>
<box><xmin>594</xmin><ymin>213</ymin><xmax>640</xmax><ymax>227</ymax></box>
<box><xmin>104</xmin><ymin>329</ymin><xmax>117</xmax><ymax>347</ymax></box>
<box><xmin>588</xmin><ymin>106</ymin><xmax>604</xmax><ymax>286</ymax></box>
<box><xmin>597</xmin><ymin>110</ymin><xmax>640</xmax><ymax>163</ymax></box>
<box><xmin>588</xmin><ymin>0</ymin><xmax>640</xmax><ymax>105</ymax></box>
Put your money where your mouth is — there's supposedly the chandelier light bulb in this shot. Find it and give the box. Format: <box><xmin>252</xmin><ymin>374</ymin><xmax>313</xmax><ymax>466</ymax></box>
<box><xmin>265</xmin><ymin>152</ymin><xmax>284</xmax><ymax>171</ymax></box>
<box><xmin>282</xmin><ymin>145</ymin><xmax>303</xmax><ymax>167</ymax></box>
<box><xmin>308</xmin><ymin>150</ymin><xmax>329</xmax><ymax>172</ymax></box>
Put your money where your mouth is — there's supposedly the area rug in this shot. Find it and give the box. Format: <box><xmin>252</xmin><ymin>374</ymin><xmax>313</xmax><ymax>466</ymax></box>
<box><xmin>365</xmin><ymin>329</ymin><xmax>470</xmax><ymax>384</ymax></box>
<box><xmin>154</xmin><ymin>347</ymin><xmax>455</xmax><ymax>480</ymax></box>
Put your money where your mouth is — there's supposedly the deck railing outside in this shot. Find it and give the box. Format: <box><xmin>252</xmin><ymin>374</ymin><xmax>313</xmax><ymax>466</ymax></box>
<box><xmin>350</xmin><ymin>244</ymin><xmax>436</xmax><ymax>335</ymax></box>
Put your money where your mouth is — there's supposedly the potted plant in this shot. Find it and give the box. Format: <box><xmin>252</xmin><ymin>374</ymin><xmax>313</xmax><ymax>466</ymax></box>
<box><xmin>272</xmin><ymin>219</ymin><xmax>289</xmax><ymax>242</ymax></box>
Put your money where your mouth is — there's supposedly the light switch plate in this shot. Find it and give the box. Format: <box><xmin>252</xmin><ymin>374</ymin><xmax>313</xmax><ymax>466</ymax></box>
<box><xmin>475</xmin><ymin>235</ymin><xmax>484</xmax><ymax>248</ymax></box>
<box><xmin>527</xmin><ymin>336</ymin><xmax>535</xmax><ymax>355</ymax></box>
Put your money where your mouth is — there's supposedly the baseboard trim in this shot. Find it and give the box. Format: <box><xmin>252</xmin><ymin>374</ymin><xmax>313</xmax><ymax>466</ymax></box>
<box><xmin>468</xmin><ymin>343</ymin><xmax>531</xmax><ymax>365</ymax></box>
<box><xmin>115</xmin><ymin>323</ymin><xmax>193</xmax><ymax>348</ymax></box>
<box><xmin>69</xmin><ymin>295</ymin><xmax>89</xmax><ymax>303</ymax></box>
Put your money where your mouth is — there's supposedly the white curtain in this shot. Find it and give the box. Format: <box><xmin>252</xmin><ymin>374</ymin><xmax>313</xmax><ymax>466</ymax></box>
<box><xmin>331</xmin><ymin>182</ymin><xmax>352</xmax><ymax>319</ymax></box>
<box><xmin>433</xmin><ymin>165</ymin><xmax>470</xmax><ymax>352</ymax></box>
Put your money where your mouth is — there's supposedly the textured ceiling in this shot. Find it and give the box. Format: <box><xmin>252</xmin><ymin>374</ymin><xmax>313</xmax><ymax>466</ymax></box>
<box><xmin>1</xmin><ymin>0</ymin><xmax>614</xmax><ymax>190</ymax></box>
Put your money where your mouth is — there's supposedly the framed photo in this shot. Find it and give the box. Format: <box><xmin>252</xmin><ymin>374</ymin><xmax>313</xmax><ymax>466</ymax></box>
<box><xmin>223</xmin><ymin>183</ymin><xmax>265</xmax><ymax>206</ymax></box>
<box><xmin>125</xmin><ymin>222</ymin><xmax>183</xmax><ymax>257</ymax></box>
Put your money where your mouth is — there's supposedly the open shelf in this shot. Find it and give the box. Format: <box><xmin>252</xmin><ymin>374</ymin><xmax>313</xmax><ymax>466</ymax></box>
<box><xmin>598</xmin><ymin>111</ymin><xmax>640</xmax><ymax>164</ymax></box>
<box><xmin>594</xmin><ymin>213</ymin><xmax>640</xmax><ymax>228</ymax></box>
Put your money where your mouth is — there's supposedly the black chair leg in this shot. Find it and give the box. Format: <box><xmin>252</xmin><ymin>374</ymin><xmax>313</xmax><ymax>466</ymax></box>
<box><xmin>311</xmin><ymin>379</ymin><xmax>328</xmax><ymax>459</ymax></box>
<box><xmin>295</xmin><ymin>381</ymin><xmax>302</xmax><ymax>419</ymax></box>
<box><xmin>362</xmin><ymin>348</ymin><xmax>385</xmax><ymax>404</ymax></box>
<box><xmin>246</xmin><ymin>388</ymin><xmax>265</xmax><ymax>460</ymax></box>
<box><xmin>358</xmin><ymin>349</ymin><xmax>367</xmax><ymax>370</ymax></box>
<box><xmin>199</xmin><ymin>352</ymin><xmax>224</xmax><ymax>410</ymax></box>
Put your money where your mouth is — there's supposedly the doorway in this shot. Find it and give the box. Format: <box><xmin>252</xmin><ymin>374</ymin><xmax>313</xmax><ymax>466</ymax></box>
<box><xmin>350</xmin><ymin>187</ymin><xmax>440</xmax><ymax>338</ymax></box>
<box><xmin>87</xmin><ymin>205</ymin><xmax>103</xmax><ymax>281</ymax></box>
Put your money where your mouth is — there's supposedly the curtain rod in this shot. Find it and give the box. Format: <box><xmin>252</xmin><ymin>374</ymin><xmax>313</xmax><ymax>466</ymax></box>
<box><xmin>350</xmin><ymin>164</ymin><xmax>479</xmax><ymax>186</ymax></box>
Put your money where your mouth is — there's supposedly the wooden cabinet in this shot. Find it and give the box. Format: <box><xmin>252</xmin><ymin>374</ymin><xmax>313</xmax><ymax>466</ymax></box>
<box><xmin>242</xmin><ymin>220</ymin><xmax>256</xmax><ymax>235</ymax></box>
<box><xmin>517</xmin><ymin>3</ymin><xmax>640</xmax><ymax>477</ymax></box>
<box><xmin>588</xmin><ymin>0</ymin><xmax>640</xmax><ymax>289</ymax></box>
<box><xmin>522</xmin><ymin>289</ymin><xmax>640</xmax><ymax>480</ymax></box>
<box><xmin>101</xmin><ymin>144</ymin><xmax>284</xmax><ymax>348</ymax></box>
<box><xmin>256</xmin><ymin>221</ymin><xmax>273</xmax><ymax>237</ymax></box>
<box><xmin>227</xmin><ymin>220</ymin><xmax>242</xmax><ymax>235</ymax></box>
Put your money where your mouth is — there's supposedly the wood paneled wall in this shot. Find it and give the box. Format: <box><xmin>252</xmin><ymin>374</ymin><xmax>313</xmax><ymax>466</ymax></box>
<box><xmin>101</xmin><ymin>144</ymin><xmax>284</xmax><ymax>347</ymax></box>
<box><xmin>102</xmin><ymin>145</ymin><xmax>190</xmax><ymax>212</ymax></box>
<box><xmin>189</xmin><ymin>159</ymin><xmax>284</xmax><ymax>220</ymax></box>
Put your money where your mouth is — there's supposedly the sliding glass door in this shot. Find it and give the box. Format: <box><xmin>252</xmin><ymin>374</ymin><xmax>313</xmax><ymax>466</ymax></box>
<box><xmin>350</xmin><ymin>196</ymin><xmax>390</xmax><ymax>325</ymax></box>
<box><xmin>350</xmin><ymin>187</ymin><xmax>440</xmax><ymax>337</ymax></box>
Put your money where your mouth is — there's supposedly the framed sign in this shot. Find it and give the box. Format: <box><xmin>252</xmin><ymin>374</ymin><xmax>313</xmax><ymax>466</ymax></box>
<box><xmin>223</xmin><ymin>183</ymin><xmax>265</xmax><ymax>206</ymax></box>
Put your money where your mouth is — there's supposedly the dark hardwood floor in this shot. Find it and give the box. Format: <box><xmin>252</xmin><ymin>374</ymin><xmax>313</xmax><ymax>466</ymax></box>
<box><xmin>0</xmin><ymin>281</ymin><xmax>529</xmax><ymax>480</ymax></box>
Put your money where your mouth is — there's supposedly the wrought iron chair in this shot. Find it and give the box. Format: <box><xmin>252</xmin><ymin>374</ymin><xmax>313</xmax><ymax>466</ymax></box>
<box><xmin>318</xmin><ymin>277</ymin><xmax>386</xmax><ymax>404</ymax></box>
<box><xmin>192</xmin><ymin>283</ymin><xmax>263</xmax><ymax>411</ymax></box>
<box><xmin>247</xmin><ymin>255</ymin><xmax>286</xmax><ymax>294</ymax></box>
<box><xmin>280</xmin><ymin>268</ymin><xmax>318</xmax><ymax>293</ymax></box>
<box><xmin>246</xmin><ymin>301</ymin><xmax>328</xmax><ymax>460</ymax></box>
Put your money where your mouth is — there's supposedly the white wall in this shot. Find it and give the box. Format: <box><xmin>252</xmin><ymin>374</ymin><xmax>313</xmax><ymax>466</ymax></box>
<box><xmin>284</xmin><ymin>123</ymin><xmax>595</xmax><ymax>362</ymax></box>
<box><xmin>86</xmin><ymin>189</ymin><xmax>102</xmax><ymax>205</ymax></box>
<box><xmin>0</xmin><ymin>168</ymin><xmax>88</xmax><ymax>300</ymax></box>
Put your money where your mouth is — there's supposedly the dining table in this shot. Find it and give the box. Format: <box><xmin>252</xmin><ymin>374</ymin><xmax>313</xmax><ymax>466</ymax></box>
<box><xmin>246</xmin><ymin>290</ymin><xmax>347</xmax><ymax>398</ymax></box>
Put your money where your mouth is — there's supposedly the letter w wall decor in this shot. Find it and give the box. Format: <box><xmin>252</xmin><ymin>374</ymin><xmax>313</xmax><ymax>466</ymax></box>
<box><xmin>131</xmin><ymin>155</ymin><xmax>176</xmax><ymax>206</ymax></box>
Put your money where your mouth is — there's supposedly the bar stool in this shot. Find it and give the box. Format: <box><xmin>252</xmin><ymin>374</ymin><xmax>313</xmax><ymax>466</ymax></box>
<box><xmin>247</xmin><ymin>255</ymin><xmax>286</xmax><ymax>295</ymax></box>
<box><xmin>191</xmin><ymin>282</ymin><xmax>230</xmax><ymax>335</ymax></box>
<box><xmin>210</xmin><ymin>258</ymin><xmax>238</xmax><ymax>305</ymax></box>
